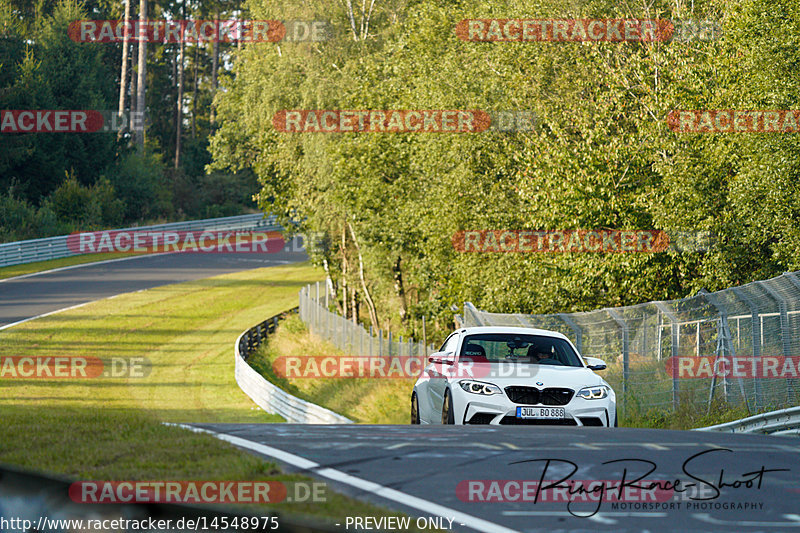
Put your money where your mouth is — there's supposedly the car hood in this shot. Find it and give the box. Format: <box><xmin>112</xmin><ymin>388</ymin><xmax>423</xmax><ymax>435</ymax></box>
<box><xmin>453</xmin><ymin>363</ymin><xmax>607</xmax><ymax>389</ymax></box>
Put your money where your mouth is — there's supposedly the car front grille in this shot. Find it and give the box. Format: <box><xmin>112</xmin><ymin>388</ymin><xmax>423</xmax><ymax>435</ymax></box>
<box><xmin>504</xmin><ymin>386</ymin><xmax>574</xmax><ymax>406</ymax></box>
<box><xmin>499</xmin><ymin>416</ymin><xmax>577</xmax><ymax>426</ymax></box>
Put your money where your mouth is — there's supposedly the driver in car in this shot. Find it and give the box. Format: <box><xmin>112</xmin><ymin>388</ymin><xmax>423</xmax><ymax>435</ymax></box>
<box><xmin>527</xmin><ymin>344</ymin><xmax>559</xmax><ymax>364</ymax></box>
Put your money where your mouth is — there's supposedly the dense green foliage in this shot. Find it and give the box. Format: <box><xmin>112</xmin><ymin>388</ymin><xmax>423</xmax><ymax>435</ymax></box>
<box><xmin>0</xmin><ymin>0</ymin><xmax>258</xmax><ymax>241</ymax></box>
<box><xmin>209</xmin><ymin>0</ymin><xmax>800</xmax><ymax>338</ymax></box>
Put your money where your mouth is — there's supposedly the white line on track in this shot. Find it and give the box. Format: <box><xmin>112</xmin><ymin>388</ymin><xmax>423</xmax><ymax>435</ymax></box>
<box><xmin>178</xmin><ymin>424</ymin><xmax>521</xmax><ymax>533</ymax></box>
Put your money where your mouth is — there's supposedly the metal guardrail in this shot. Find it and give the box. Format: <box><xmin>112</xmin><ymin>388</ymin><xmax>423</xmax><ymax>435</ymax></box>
<box><xmin>694</xmin><ymin>406</ymin><xmax>800</xmax><ymax>435</ymax></box>
<box><xmin>0</xmin><ymin>214</ymin><xmax>280</xmax><ymax>268</ymax></box>
<box><xmin>235</xmin><ymin>309</ymin><xmax>353</xmax><ymax>424</ymax></box>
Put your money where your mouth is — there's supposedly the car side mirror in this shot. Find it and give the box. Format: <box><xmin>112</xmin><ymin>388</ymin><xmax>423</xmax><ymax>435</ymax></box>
<box><xmin>585</xmin><ymin>357</ymin><xmax>607</xmax><ymax>371</ymax></box>
<box><xmin>428</xmin><ymin>351</ymin><xmax>455</xmax><ymax>365</ymax></box>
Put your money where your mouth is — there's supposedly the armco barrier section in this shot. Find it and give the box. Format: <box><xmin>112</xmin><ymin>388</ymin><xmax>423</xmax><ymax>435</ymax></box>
<box><xmin>235</xmin><ymin>310</ymin><xmax>353</xmax><ymax>424</ymax></box>
<box><xmin>694</xmin><ymin>405</ymin><xmax>800</xmax><ymax>436</ymax></box>
<box><xmin>0</xmin><ymin>214</ymin><xmax>279</xmax><ymax>268</ymax></box>
<box><xmin>0</xmin><ymin>464</ymin><xmax>341</xmax><ymax>533</ymax></box>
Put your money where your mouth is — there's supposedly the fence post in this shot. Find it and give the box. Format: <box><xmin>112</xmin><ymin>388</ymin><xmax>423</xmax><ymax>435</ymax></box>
<box><xmin>606</xmin><ymin>309</ymin><xmax>629</xmax><ymax>417</ymax></box>
<box><xmin>557</xmin><ymin>313</ymin><xmax>583</xmax><ymax>354</ymax></box>
<box><xmin>756</xmin><ymin>280</ymin><xmax>796</xmax><ymax>402</ymax></box>
<box><xmin>370</xmin><ymin>326</ymin><xmax>374</xmax><ymax>356</ymax></box>
<box><xmin>655</xmin><ymin>302</ymin><xmax>680</xmax><ymax>410</ymax></box>
<box><xmin>702</xmin><ymin>290</ymin><xmax>749</xmax><ymax>413</ymax></box>
<box><xmin>315</xmin><ymin>281</ymin><xmax>320</xmax><ymax>334</ymax></box>
<box><xmin>388</xmin><ymin>331</ymin><xmax>393</xmax><ymax>357</ymax></box>
<box><xmin>379</xmin><ymin>329</ymin><xmax>383</xmax><ymax>357</ymax></box>
<box><xmin>732</xmin><ymin>287</ymin><xmax>762</xmax><ymax>411</ymax></box>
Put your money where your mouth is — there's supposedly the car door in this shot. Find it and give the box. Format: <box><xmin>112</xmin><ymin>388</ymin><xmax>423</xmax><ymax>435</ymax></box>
<box><xmin>425</xmin><ymin>332</ymin><xmax>459</xmax><ymax>422</ymax></box>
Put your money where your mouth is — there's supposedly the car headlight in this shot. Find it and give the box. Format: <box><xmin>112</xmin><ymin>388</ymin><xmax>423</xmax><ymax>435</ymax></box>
<box><xmin>459</xmin><ymin>380</ymin><xmax>502</xmax><ymax>395</ymax></box>
<box><xmin>577</xmin><ymin>385</ymin><xmax>609</xmax><ymax>400</ymax></box>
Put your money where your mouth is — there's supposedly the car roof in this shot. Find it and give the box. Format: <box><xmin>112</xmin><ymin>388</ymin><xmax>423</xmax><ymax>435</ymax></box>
<box><xmin>457</xmin><ymin>326</ymin><xmax>571</xmax><ymax>341</ymax></box>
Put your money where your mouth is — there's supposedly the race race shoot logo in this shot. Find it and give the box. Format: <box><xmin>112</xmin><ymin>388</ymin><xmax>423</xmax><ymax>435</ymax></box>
<box><xmin>70</xmin><ymin>481</ymin><xmax>326</xmax><ymax>504</ymax></box>
<box><xmin>67</xmin><ymin>230</ymin><xmax>289</xmax><ymax>254</ymax></box>
<box><xmin>666</xmin><ymin>356</ymin><xmax>800</xmax><ymax>379</ymax></box>
<box><xmin>0</xmin><ymin>110</ymin><xmax>145</xmax><ymax>133</ymax></box>
<box><xmin>69</xmin><ymin>20</ymin><xmax>330</xmax><ymax>43</ymax></box>
<box><xmin>0</xmin><ymin>356</ymin><xmax>150</xmax><ymax>379</ymax></box>
<box><xmin>273</xmin><ymin>110</ymin><xmax>492</xmax><ymax>133</ymax></box>
<box><xmin>667</xmin><ymin>110</ymin><xmax>800</xmax><ymax>133</ymax></box>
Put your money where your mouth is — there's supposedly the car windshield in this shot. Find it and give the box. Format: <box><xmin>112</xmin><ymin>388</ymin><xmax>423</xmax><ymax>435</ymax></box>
<box><xmin>459</xmin><ymin>333</ymin><xmax>583</xmax><ymax>367</ymax></box>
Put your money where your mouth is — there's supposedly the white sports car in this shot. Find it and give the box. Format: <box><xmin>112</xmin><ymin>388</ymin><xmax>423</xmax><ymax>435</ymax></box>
<box><xmin>411</xmin><ymin>326</ymin><xmax>617</xmax><ymax>426</ymax></box>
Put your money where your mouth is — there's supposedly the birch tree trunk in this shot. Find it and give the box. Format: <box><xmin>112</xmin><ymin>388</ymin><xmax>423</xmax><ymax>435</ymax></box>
<box><xmin>117</xmin><ymin>0</ymin><xmax>131</xmax><ymax>139</ymax></box>
<box><xmin>134</xmin><ymin>0</ymin><xmax>147</xmax><ymax>150</ymax></box>
<box><xmin>174</xmin><ymin>18</ymin><xmax>185</xmax><ymax>169</ymax></box>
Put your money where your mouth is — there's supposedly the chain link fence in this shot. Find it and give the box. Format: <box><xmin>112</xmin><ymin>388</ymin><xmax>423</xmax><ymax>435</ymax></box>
<box><xmin>461</xmin><ymin>271</ymin><xmax>800</xmax><ymax>416</ymax></box>
<box><xmin>299</xmin><ymin>282</ymin><xmax>437</xmax><ymax>359</ymax></box>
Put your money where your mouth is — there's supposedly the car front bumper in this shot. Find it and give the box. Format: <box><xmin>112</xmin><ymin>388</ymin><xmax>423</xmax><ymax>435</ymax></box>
<box><xmin>458</xmin><ymin>392</ymin><xmax>616</xmax><ymax>427</ymax></box>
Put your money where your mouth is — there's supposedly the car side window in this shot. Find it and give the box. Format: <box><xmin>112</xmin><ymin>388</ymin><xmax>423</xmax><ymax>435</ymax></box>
<box><xmin>440</xmin><ymin>333</ymin><xmax>459</xmax><ymax>354</ymax></box>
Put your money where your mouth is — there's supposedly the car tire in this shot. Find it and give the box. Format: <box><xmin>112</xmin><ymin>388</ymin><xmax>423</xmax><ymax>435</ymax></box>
<box><xmin>411</xmin><ymin>392</ymin><xmax>420</xmax><ymax>424</ymax></box>
<box><xmin>441</xmin><ymin>389</ymin><xmax>455</xmax><ymax>425</ymax></box>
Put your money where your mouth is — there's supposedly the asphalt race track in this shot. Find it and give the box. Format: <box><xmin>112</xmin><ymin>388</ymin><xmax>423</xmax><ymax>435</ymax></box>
<box><xmin>4</xmin><ymin>254</ymin><xmax>799</xmax><ymax>533</ymax></box>
<box><xmin>192</xmin><ymin>423</ymin><xmax>800</xmax><ymax>533</ymax></box>
<box><xmin>0</xmin><ymin>250</ymin><xmax>306</xmax><ymax>328</ymax></box>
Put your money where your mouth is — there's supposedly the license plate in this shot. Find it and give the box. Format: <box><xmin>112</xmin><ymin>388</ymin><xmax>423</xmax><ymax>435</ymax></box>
<box><xmin>516</xmin><ymin>406</ymin><xmax>566</xmax><ymax>419</ymax></box>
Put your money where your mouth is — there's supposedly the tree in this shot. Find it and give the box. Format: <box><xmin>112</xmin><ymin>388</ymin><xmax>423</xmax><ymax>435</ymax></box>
<box><xmin>135</xmin><ymin>0</ymin><xmax>147</xmax><ymax>149</ymax></box>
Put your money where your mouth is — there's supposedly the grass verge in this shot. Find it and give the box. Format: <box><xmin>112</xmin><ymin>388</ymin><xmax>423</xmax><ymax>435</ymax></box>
<box><xmin>248</xmin><ymin>315</ymin><xmax>413</xmax><ymax>424</ymax></box>
<box><xmin>0</xmin><ymin>263</ymin><xmax>404</xmax><ymax>521</ymax></box>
